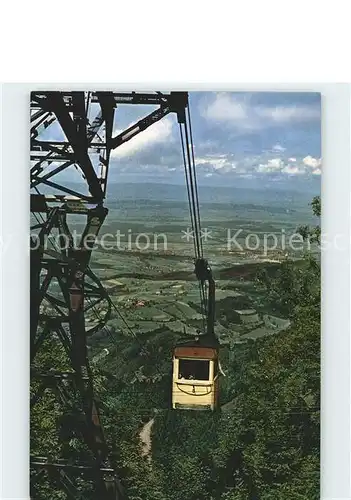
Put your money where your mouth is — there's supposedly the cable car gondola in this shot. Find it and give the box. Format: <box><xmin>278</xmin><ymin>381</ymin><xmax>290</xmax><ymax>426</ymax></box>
<box><xmin>172</xmin><ymin>258</ymin><xmax>220</xmax><ymax>411</ymax></box>
<box><xmin>172</xmin><ymin>335</ymin><xmax>219</xmax><ymax>411</ymax></box>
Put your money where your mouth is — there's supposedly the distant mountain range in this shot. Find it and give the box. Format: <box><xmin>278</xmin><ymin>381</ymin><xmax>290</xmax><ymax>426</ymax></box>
<box><xmin>104</xmin><ymin>181</ymin><xmax>318</xmax><ymax>208</ymax></box>
<box><xmin>32</xmin><ymin>179</ymin><xmax>319</xmax><ymax>208</ymax></box>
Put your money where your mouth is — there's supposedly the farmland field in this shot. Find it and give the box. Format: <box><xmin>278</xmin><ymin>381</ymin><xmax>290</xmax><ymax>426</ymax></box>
<box><xmin>83</xmin><ymin>182</ymin><xmax>320</xmax><ymax>357</ymax></box>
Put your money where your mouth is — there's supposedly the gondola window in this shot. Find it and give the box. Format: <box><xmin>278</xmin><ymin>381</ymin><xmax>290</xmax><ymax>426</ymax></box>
<box><xmin>178</xmin><ymin>359</ymin><xmax>210</xmax><ymax>381</ymax></box>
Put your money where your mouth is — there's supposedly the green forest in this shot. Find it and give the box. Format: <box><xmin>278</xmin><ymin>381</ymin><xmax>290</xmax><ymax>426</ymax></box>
<box><xmin>31</xmin><ymin>197</ymin><xmax>320</xmax><ymax>500</ymax></box>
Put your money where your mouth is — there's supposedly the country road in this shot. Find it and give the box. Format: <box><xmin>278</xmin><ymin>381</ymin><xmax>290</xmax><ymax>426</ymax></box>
<box><xmin>140</xmin><ymin>418</ymin><xmax>155</xmax><ymax>461</ymax></box>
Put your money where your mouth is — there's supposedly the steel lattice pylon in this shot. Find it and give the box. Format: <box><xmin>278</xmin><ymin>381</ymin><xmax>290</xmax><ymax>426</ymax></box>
<box><xmin>30</xmin><ymin>91</ymin><xmax>188</xmax><ymax>499</ymax></box>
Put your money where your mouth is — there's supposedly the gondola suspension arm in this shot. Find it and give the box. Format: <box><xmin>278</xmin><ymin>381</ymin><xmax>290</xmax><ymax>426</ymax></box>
<box><xmin>179</xmin><ymin>106</ymin><xmax>217</xmax><ymax>343</ymax></box>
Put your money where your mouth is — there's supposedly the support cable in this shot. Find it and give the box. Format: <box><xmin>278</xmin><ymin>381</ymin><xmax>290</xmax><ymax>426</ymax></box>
<box><xmin>179</xmin><ymin>111</ymin><xmax>209</xmax><ymax>332</ymax></box>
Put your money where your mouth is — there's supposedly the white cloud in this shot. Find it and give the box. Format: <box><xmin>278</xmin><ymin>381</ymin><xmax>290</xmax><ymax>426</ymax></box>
<box><xmin>196</xmin><ymin>155</ymin><xmax>237</xmax><ymax>171</ymax></box>
<box><xmin>202</xmin><ymin>93</ymin><xmax>320</xmax><ymax>130</ymax></box>
<box><xmin>257</xmin><ymin>158</ymin><xmax>284</xmax><ymax>173</ymax></box>
<box><xmin>312</xmin><ymin>168</ymin><xmax>321</xmax><ymax>176</ymax></box>
<box><xmin>255</xmin><ymin>154</ymin><xmax>322</xmax><ymax>176</ymax></box>
<box><xmin>255</xmin><ymin>156</ymin><xmax>320</xmax><ymax>176</ymax></box>
<box><xmin>302</xmin><ymin>155</ymin><xmax>322</xmax><ymax>169</ymax></box>
<box><xmin>268</xmin><ymin>158</ymin><xmax>284</xmax><ymax>169</ymax></box>
<box><xmin>272</xmin><ymin>144</ymin><xmax>286</xmax><ymax>152</ymax></box>
<box><xmin>282</xmin><ymin>165</ymin><xmax>304</xmax><ymax>175</ymax></box>
<box><xmin>194</xmin><ymin>153</ymin><xmax>321</xmax><ymax>177</ymax></box>
<box><xmin>257</xmin><ymin>105</ymin><xmax>320</xmax><ymax>122</ymax></box>
<box><xmin>203</xmin><ymin>93</ymin><xmax>248</xmax><ymax>123</ymax></box>
<box><xmin>111</xmin><ymin>118</ymin><xmax>173</xmax><ymax>159</ymax></box>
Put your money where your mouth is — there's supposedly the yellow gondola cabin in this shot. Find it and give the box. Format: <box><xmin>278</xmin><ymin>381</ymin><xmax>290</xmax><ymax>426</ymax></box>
<box><xmin>172</xmin><ymin>342</ymin><xmax>219</xmax><ymax>411</ymax></box>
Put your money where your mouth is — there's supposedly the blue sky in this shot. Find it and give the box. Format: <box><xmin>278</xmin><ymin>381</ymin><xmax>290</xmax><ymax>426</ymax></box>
<box><xmin>109</xmin><ymin>91</ymin><xmax>321</xmax><ymax>186</ymax></box>
<box><xmin>37</xmin><ymin>91</ymin><xmax>321</xmax><ymax>189</ymax></box>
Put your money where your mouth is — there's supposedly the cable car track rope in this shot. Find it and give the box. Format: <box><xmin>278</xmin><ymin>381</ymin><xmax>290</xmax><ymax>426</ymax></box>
<box><xmin>179</xmin><ymin>108</ymin><xmax>208</xmax><ymax>333</ymax></box>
